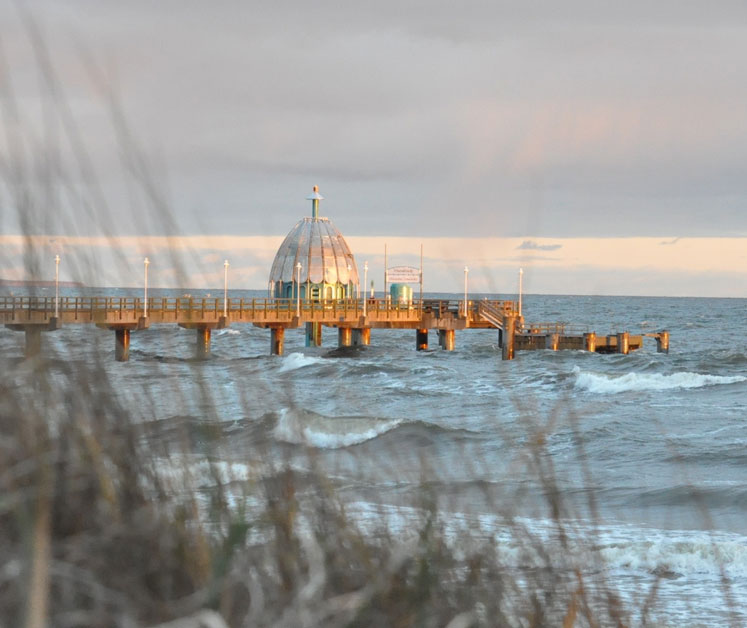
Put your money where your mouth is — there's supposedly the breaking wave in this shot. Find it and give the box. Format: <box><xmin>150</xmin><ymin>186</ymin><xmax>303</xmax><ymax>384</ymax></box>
<box><xmin>573</xmin><ymin>367</ymin><xmax>746</xmax><ymax>394</ymax></box>
<box><xmin>277</xmin><ymin>352</ymin><xmax>326</xmax><ymax>373</ymax></box>
<box><xmin>273</xmin><ymin>407</ymin><xmax>402</xmax><ymax>448</ymax></box>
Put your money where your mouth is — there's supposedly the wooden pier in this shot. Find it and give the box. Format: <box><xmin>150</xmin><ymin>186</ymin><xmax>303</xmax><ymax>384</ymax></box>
<box><xmin>0</xmin><ymin>296</ymin><xmax>669</xmax><ymax>361</ymax></box>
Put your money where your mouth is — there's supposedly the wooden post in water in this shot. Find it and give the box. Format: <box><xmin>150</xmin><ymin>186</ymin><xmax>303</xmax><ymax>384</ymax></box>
<box><xmin>616</xmin><ymin>332</ymin><xmax>630</xmax><ymax>355</ymax></box>
<box><xmin>338</xmin><ymin>327</ymin><xmax>352</xmax><ymax>348</ymax></box>
<box><xmin>438</xmin><ymin>329</ymin><xmax>455</xmax><ymax>351</ymax></box>
<box><xmin>546</xmin><ymin>333</ymin><xmax>559</xmax><ymax>351</ymax></box>
<box><xmin>115</xmin><ymin>328</ymin><xmax>130</xmax><ymax>362</ymax></box>
<box><xmin>656</xmin><ymin>330</ymin><xmax>670</xmax><ymax>353</ymax></box>
<box><xmin>306</xmin><ymin>322</ymin><xmax>322</xmax><ymax>347</ymax></box>
<box><xmin>501</xmin><ymin>315</ymin><xmax>515</xmax><ymax>360</ymax></box>
<box><xmin>351</xmin><ymin>328</ymin><xmax>370</xmax><ymax>346</ymax></box>
<box><xmin>270</xmin><ymin>327</ymin><xmax>285</xmax><ymax>356</ymax></box>
<box><xmin>416</xmin><ymin>328</ymin><xmax>428</xmax><ymax>351</ymax></box>
<box><xmin>196</xmin><ymin>327</ymin><xmax>211</xmax><ymax>359</ymax></box>
<box><xmin>584</xmin><ymin>332</ymin><xmax>596</xmax><ymax>352</ymax></box>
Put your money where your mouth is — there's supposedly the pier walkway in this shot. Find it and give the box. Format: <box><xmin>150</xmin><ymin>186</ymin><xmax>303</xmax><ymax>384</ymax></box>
<box><xmin>0</xmin><ymin>296</ymin><xmax>669</xmax><ymax>361</ymax></box>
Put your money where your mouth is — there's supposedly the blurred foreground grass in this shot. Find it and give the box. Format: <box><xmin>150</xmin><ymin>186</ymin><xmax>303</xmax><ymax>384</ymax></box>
<box><xmin>0</xmin><ymin>11</ymin><xmax>736</xmax><ymax>628</ymax></box>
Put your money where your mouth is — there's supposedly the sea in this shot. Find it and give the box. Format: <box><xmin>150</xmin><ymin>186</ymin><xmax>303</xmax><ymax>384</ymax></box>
<box><xmin>3</xmin><ymin>289</ymin><xmax>747</xmax><ymax>625</ymax></box>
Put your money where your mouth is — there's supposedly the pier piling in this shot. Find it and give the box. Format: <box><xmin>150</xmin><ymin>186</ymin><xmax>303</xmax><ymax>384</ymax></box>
<box><xmin>196</xmin><ymin>327</ymin><xmax>211</xmax><ymax>359</ymax></box>
<box><xmin>584</xmin><ymin>332</ymin><xmax>596</xmax><ymax>352</ymax></box>
<box><xmin>270</xmin><ymin>327</ymin><xmax>285</xmax><ymax>356</ymax></box>
<box><xmin>616</xmin><ymin>332</ymin><xmax>630</xmax><ymax>355</ymax></box>
<box><xmin>351</xmin><ymin>328</ymin><xmax>370</xmax><ymax>346</ymax></box>
<box><xmin>546</xmin><ymin>333</ymin><xmax>559</xmax><ymax>351</ymax></box>
<box><xmin>115</xmin><ymin>328</ymin><xmax>131</xmax><ymax>362</ymax></box>
<box><xmin>501</xmin><ymin>315</ymin><xmax>516</xmax><ymax>361</ymax></box>
<box><xmin>416</xmin><ymin>328</ymin><xmax>428</xmax><ymax>351</ymax></box>
<box><xmin>438</xmin><ymin>329</ymin><xmax>455</xmax><ymax>351</ymax></box>
<box><xmin>656</xmin><ymin>331</ymin><xmax>670</xmax><ymax>353</ymax></box>
<box><xmin>306</xmin><ymin>322</ymin><xmax>322</xmax><ymax>347</ymax></box>
<box><xmin>338</xmin><ymin>327</ymin><xmax>352</xmax><ymax>348</ymax></box>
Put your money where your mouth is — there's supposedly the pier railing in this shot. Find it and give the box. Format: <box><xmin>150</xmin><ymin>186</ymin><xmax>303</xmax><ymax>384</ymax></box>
<box><xmin>0</xmin><ymin>296</ymin><xmax>518</xmax><ymax>327</ymax></box>
<box><xmin>520</xmin><ymin>322</ymin><xmax>589</xmax><ymax>335</ymax></box>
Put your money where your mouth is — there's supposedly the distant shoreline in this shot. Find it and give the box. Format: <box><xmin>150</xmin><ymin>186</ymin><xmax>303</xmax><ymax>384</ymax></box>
<box><xmin>0</xmin><ymin>279</ymin><xmax>86</xmax><ymax>288</ymax></box>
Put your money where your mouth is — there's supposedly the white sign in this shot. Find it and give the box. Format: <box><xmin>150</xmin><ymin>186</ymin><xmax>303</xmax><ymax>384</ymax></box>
<box><xmin>386</xmin><ymin>266</ymin><xmax>421</xmax><ymax>283</ymax></box>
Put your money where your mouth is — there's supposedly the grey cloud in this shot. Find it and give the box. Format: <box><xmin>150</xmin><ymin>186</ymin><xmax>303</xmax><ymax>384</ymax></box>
<box><xmin>3</xmin><ymin>1</ymin><xmax>747</xmax><ymax>240</ymax></box>
<box><xmin>517</xmin><ymin>241</ymin><xmax>562</xmax><ymax>251</ymax></box>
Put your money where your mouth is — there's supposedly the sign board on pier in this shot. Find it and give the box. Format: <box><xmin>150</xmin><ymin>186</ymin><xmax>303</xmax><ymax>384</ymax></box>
<box><xmin>386</xmin><ymin>266</ymin><xmax>421</xmax><ymax>283</ymax></box>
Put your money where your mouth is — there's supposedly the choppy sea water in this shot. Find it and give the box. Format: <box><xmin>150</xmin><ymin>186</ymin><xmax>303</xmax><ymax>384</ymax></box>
<box><xmin>3</xmin><ymin>290</ymin><xmax>746</xmax><ymax>625</ymax></box>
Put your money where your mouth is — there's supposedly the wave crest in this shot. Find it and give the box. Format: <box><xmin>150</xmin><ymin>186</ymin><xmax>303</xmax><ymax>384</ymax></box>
<box><xmin>573</xmin><ymin>367</ymin><xmax>745</xmax><ymax>394</ymax></box>
<box><xmin>273</xmin><ymin>408</ymin><xmax>402</xmax><ymax>448</ymax></box>
<box><xmin>277</xmin><ymin>352</ymin><xmax>326</xmax><ymax>373</ymax></box>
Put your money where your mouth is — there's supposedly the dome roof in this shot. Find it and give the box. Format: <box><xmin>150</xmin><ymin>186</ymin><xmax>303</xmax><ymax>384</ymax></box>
<box><xmin>269</xmin><ymin>216</ymin><xmax>359</xmax><ymax>285</ymax></box>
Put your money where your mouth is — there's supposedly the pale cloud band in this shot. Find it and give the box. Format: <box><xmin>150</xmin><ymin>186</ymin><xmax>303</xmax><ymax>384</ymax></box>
<box><xmin>2</xmin><ymin>234</ymin><xmax>744</xmax><ymax>298</ymax></box>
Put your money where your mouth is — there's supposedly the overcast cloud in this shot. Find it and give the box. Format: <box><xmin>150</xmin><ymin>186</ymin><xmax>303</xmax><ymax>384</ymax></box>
<box><xmin>1</xmin><ymin>1</ymin><xmax>745</xmax><ymax>294</ymax></box>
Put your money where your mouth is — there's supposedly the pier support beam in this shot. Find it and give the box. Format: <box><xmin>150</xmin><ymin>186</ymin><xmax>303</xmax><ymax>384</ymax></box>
<box><xmin>545</xmin><ymin>333</ymin><xmax>559</xmax><ymax>351</ymax></box>
<box><xmin>584</xmin><ymin>332</ymin><xmax>597</xmax><ymax>353</ymax></box>
<box><xmin>616</xmin><ymin>332</ymin><xmax>630</xmax><ymax>355</ymax></box>
<box><xmin>25</xmin><ymin>327</ymin><xmax>42</xmax><ymax>359</ymax></box>
<box><xmin>416</xmin><ymin>328</ymin><xmax>428</xmax><ymax>351</ymax></box>
<box><xmin>305</xmin><ymin>322</ymin><xmax>322</xmax><ymax>347</ymax></box>
<box><xmin>351</xmin><ymin>328</ymin><xmax>370</xmax><ymax>346</ymax></box>
<box><xmin>438</xmin><ymin>329</ymin><xmax>455</xmax><ymax>351</ymax></box>
<box><xmin>501</xmin><ymin>315</ymin><xmax>516</xmax><ymax>361</ymax></box>
<box><xmin>115</xmin><ymin>328</ymin><xmax>131</xmax><ymax>362</ymax></box>
<box><xmin>270</xmin><ymin>327</ymin><xmax>285</xmax><ymax>356</ymax></box>
<box><xmin>338</xmin><ymin>327</ymin><xmax>352</xmax><ymax>348</ymax></box>
<box><xmin>196</xmin><ymin>327</ymin><xmax>211</xmax><ymax>359</ymax></box>
<box><xmin>656</xmin><ymin>330</ymin><xmax>670</xmax><ymax>354</ymax></box>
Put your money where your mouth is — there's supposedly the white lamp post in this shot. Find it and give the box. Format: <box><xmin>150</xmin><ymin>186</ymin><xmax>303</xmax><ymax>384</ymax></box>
<box><xmin>143</xmin><ymin>257</ymin><xmax>150</xmax><ymax>317</ymax></box>
<box><xmin>464</xmin><ymin>266</ymin><xmax>469</xmax><ymax>317</ymax></box>
<box><xmin>518</xmin><ymin>267</ymin><xmax>524</xmax><ymax>317</ymax></box>
<box><xmin>363</xmin><ymin>261</ymin><xmax>368</xmax><ymax>316</ymax></box>
<box><xmin>296</xmin><ymin>262</ymin><xmax>302</xmax><ymax>317</ymax></box>
<box><xmin>54</xmin><ymin>254</ymin><xmax>60</xmax><ymax>318</ymax></box>
<box><xmin>223</xmin><ymin>260</ymin><xmax>229</xmax><ymax>317</ymax></box>
<box><xmin>347</xmin><ymin>263</ymin><xmax>351</xmax><ymax>298</ymax></box>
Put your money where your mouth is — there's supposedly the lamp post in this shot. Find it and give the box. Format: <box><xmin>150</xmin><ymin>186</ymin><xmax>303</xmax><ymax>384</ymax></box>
<box><xmin>518</xmin><ymin>267</ymin><xmax>523</xmax><ymax>317</ymax></box>
<box><xmin>223</xmin><ymin>260</ymin><xmax>229</xmax><ymax>317</ymax></box>
<box><xmin>54</xmin><ymin>254</ymin><xmax>60</xmax><ymax>318</ymax></box>
<box><xmin>464</xmin><ymin>266</ymin><xmax>469</xmax><ymax>317</ymax></box>
<box><xmin>347</xmin><ymin>263</ymin><xmax>351</xmax><ymax>298</ymax></box>
<box><xmin>143</xmin><ymin>257</ymin><xmax>150</xmax><ymax>317</ymax></box>
<box><xmin>296</xmin><ymin>262</ymin><xmax>302</xmax><ymax>317</ymax></box>
<box><xmin>363</xmin><ymin>261</ymin><xmax>368</xmax><ymax>316</ymax></box>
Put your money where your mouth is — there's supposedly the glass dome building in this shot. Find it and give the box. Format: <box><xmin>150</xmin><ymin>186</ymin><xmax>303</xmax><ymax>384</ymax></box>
<box><xmin>268</xmin><ymin>187</ymin><xmax>359</xmax><ymax>301</ymax></box>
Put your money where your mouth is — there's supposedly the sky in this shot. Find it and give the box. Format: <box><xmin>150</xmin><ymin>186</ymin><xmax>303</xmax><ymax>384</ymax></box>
<box><xmin>0</xmin><ymin>0</ymin><xmax>745</xmax><ymax>296</ymax></box>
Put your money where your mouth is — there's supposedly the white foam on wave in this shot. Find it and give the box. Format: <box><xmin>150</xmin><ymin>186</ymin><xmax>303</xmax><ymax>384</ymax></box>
<box><xmin>216</xmin><ymin>328</ymin><xmax>240</xmax><ymax>336</ymax></box>
<box><xmin>573</xmin><ymin>366</ymin><xmax>746</xmax><ymax>394</ymax></box>
<box><xmin>599</xmin><ymin>530</ymin><xmax>747</xmax><ymax>579</ymax></box>
<box><xmin>277</xmin><ymin>352</ymin><xmax>326</xmax><ymax>373</ymax></box>
<box><xmin>273</xmin><ymin>408</ymin><xmax>402</xmax><ymax>448</ymax></box>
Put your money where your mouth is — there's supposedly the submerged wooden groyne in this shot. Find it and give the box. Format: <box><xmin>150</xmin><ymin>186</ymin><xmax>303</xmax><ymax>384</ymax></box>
<box><xmin>0</xmin><ymin>295</ymin><xmax>669</xmax><ymax>361</ymax></box>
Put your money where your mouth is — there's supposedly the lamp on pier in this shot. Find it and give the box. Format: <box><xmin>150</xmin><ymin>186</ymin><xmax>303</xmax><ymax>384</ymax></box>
<box><xmin>296</xmin><ymin>262</ymin><xmax>302</xmax><ymax>317</ymax></box>
<box><xmin>363</xmin><ymin>261</ymin><xmax>368</xmax><ymax>316</ymax></box>
<box><xmin>143</xmin><ymin>257</ymin><xmax>150</xmax><ymax>317</ymax></box>
<box><xmin>223</xmin><ymin>260</ymin><xmax>229</xmax><ymax>317</ymax></box>
<box><xmin>464</xmin><ymin>266</ymin><xmax>469</xmax><ymax>318</ymax></box>
<box><xmin>54</xmin><ymin>254</ymin><xmax>60</xmax><ymax>318</ymax></box>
